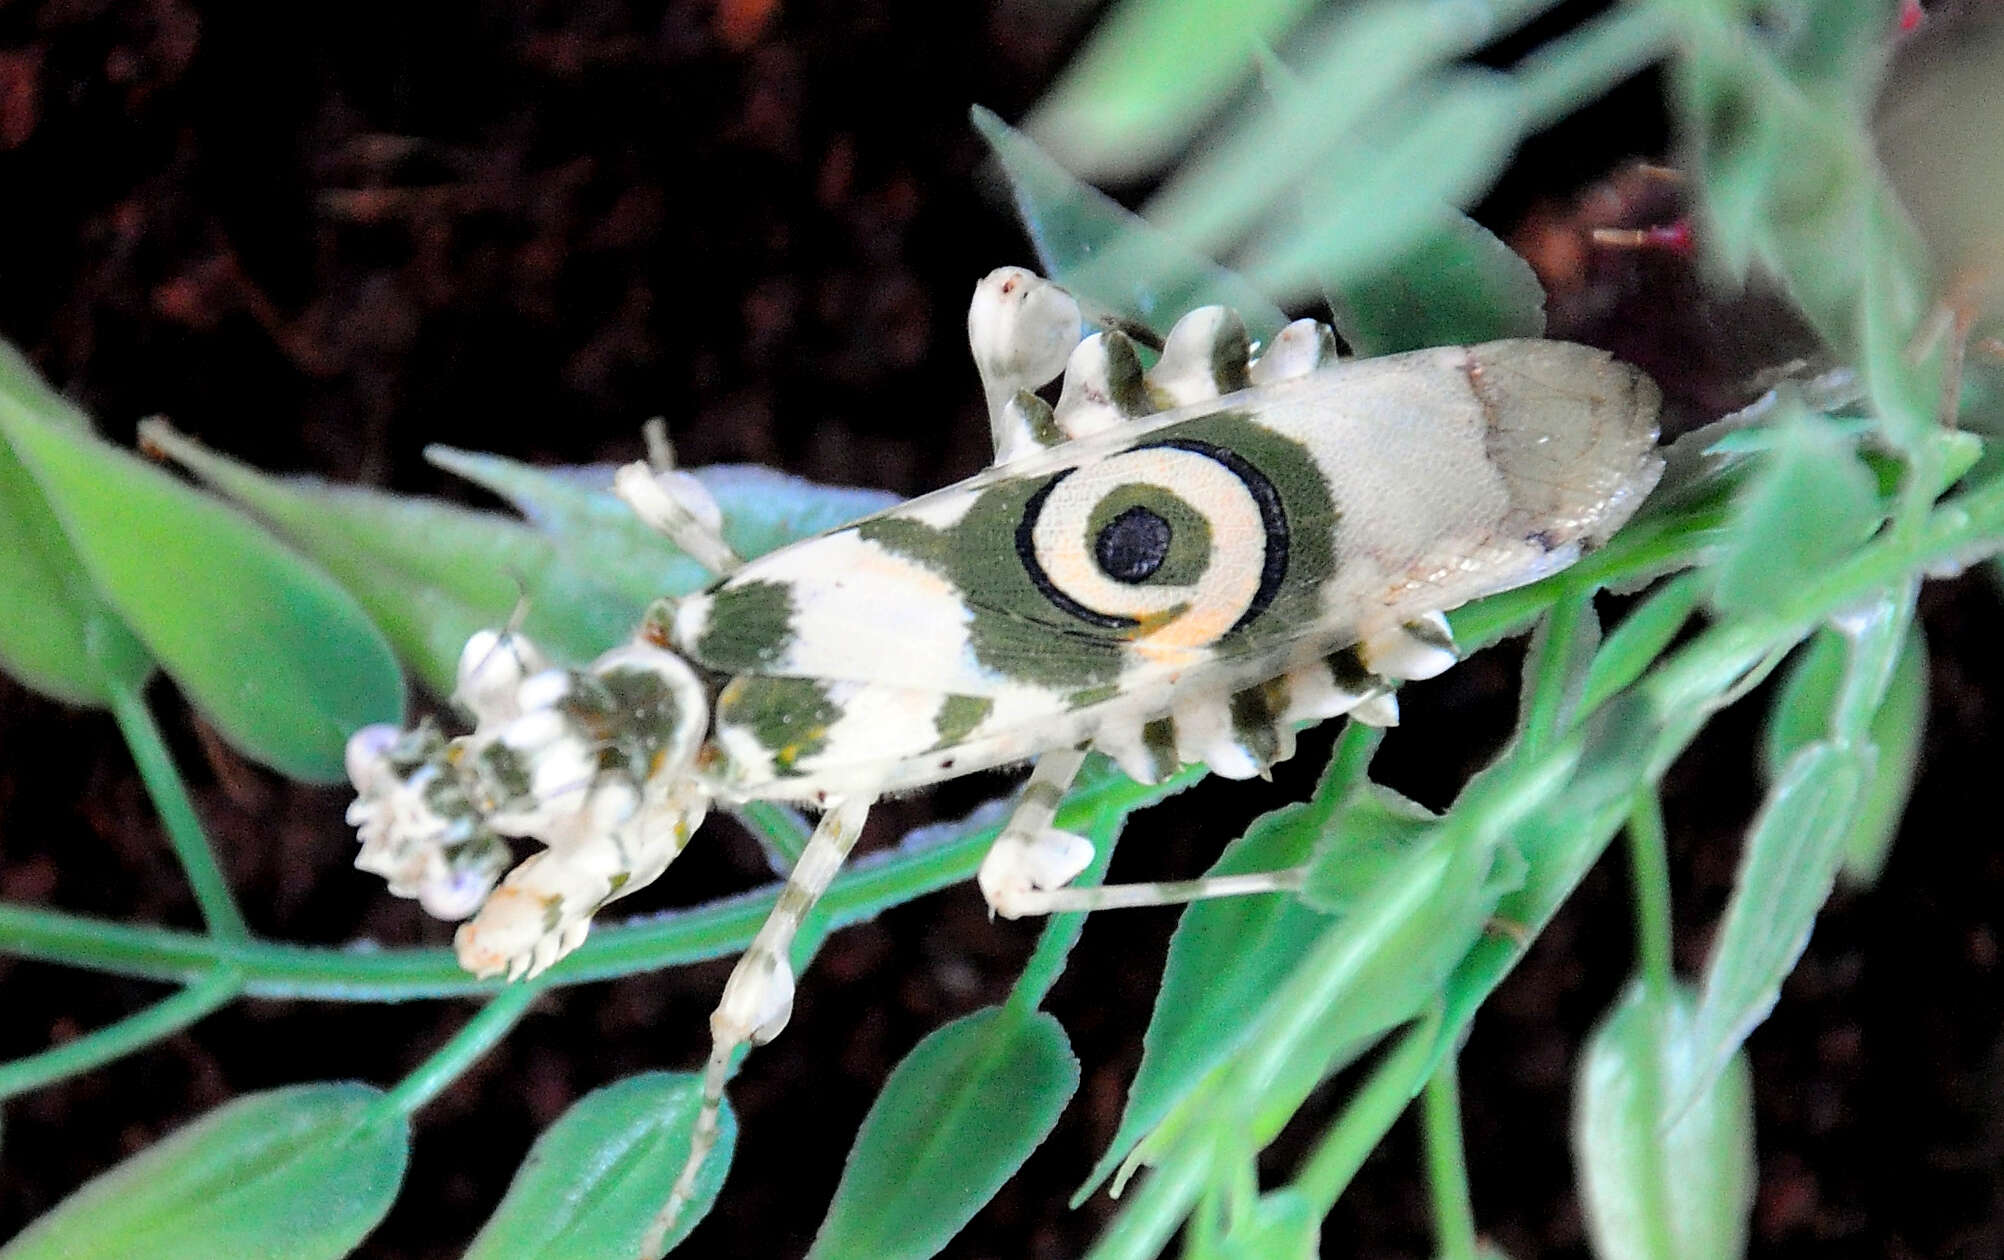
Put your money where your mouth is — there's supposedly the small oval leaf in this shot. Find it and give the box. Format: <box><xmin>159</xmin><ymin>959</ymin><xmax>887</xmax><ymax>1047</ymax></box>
<box><xmin>810</xmin><ymin>1007</ymin><xmax>1078</xmax><ymax>1260</ymax></box>
<box><xmin>1763</xmin><ymin>622</ymin><xmax>1928</xmax><ymax>886</ymax></box>
<box><xmin>0</xmin><ymin>408</ymin><xmax>403</xmax><ymax>781</ymax></box>
<box><xmin>0</xmin><ymin>1082</ymin><xmax>408</xmax><ymax>1260</ymax></box>
<box><xmin>0</xmin><ymin>429</ymin><xmax>150</xmax><ymax>705</ymax></box>
<box><xmin>465</xmin><ymin>1072</ymin><xmax>736</xmax><ymax>1260</ymax></box>
<box><xmin>150</xmin><ymin>424</ymin><xmax>896</xmax><ymax>696</ymax></box>
<box><xmin>1574</xmin><ymin>981</ymin><xmax>1756</xmax><ymax>1260</ymax></box>
<box><xmin>1711</xmin><ymin>413</ymin><xmax>1882</xmax><ymax>618</ymax></box>
<box><xmin>1216</xmin><ymin>1188</ymin><xmax>1319</xmax><ymax>1260</ymax></box>
<box><xmin>1681</xmin><ymin>740</ymin><xmax>1864</xmax><ymax>1116</ymax></box>
<box><xmin>1323</xmin><ymin>207</ymin><xmax>1546</xmax><ymax>355</ymax></box>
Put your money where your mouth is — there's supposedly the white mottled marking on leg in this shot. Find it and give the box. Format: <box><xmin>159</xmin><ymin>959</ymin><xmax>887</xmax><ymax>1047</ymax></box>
<box><xmin>978</xmin><ymin>747</ymin><xmax>1091</xmax><ymax>919</ymax></box>
<box><xmin>648</xmin><ymin>791</ymin><xmax>876</xmax><ymax>1250</ymax></box>
<box><xmin>993</xmin><ymin>866</ymin><xmax>1307</xmax><ymax>915</ymax></box>
<box><xmin>613</xmin><ymin>460</ymin><xmax>743</xmax><ymax>577</ymax></box>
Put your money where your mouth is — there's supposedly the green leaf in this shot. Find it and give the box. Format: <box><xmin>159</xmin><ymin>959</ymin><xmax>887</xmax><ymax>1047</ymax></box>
<box><xmin>0</xmin><ymin>419</ymin><xmax>151</xmax><ymax>705</ymax></box>
<box><xmin>1023</xmin><ymin>0</ymin><xmax>1319</xmax><ymax>179</ymax></box>
<box><xmin>972</xmin><ymin>107</ymin><xmax>1288</xmax><ymax>341</ymax></box>
<box><xmin>1214</xmin><ymin>1188</ymin><xmax>1319</xmax><ymax>1260</ymax></box>
<box><xmin>464</xmin><ymin>1072</ymin><xmax>735</xmax><ymax>1260</ymax></box>
<box><xmin>1768</xmin><ymin>0</ymin><xmax>1894</xmax><ymax>94</ymax></box>
<box><xmin>1241</xmin><ymin>71</ymin><xmax>1525</xmax><ymax>303</ymax></box>
<box><xmin>1762</xmin><ymin>630</ymin><xmax>1846</xmax><ymax>779</ymax></box>
<box><xmin>142</xmin><ymin>425</ymin><xmax>621</xmax><ymax>694</ymax></box>
<box><xmin>1083</xmin><ymin>724</ymin><xmax>1514</xmax><ymax>1205</ymax></box>
<box><xmin>1298</xmin><ymin>785</ymin><xmax>1439</xmax><ymax>912</ymax></box>
<box><xmin>0</xmin><ymin>1083</ymin><xmax>408</xmax><ymax>1260</ymax></box>
<box><xmin>1579</xmin><ymin>574</ymin><xmax>1703</xmax><ymax>718</ymax></box>
<box><xmin>146</xmin><ymin>424</ymin><xmax>894</xmax><ymax>695</ymax></box>
<box><xmin>0</xmin><ymin>407</ymin><xmax>402</xmax><ymax>782</ymax></box>
<box><xmin>1763</xmin><ymin>623</ymin><xmax>1929</xmax><ymax>886</ymax></box>
<box><xmin>1138</xmin><ymin>0</ymin><xmax>1545</xmax><ymax>277</ymax></box>
<box><xmin>1858</xmin><ymin>209</ymin><xmax>1942</xmax><ymax>451</ymax></box>
<box><xmin>1573</xmin><ymin>981</ymin><xmax>1756</xmax><ymax>1260</ymax></box>
<box><xmin>1710</xmin><ymin>413</ymin><xmax>1881</xmax><ymax>617</ymax></box>
<box><xmin>0</xmin><ymin>338</ymin><xmax>92</xmax><ymax>432</ymax></box>
<box><xmin>1842</xmin><ymin>624</ymin><xmax>1926</xmax><ymax>883</ymax></box>
<box><xmin>430</xmin><ymin>452</ymin><xmax>897</xmax><ymax>588</ymax></box>
<box><xmin>809</xmin><ymin>1007</ymin><xmax>1078</xmax><ymax>1260</ymax></box>
<box><xmin>1679</xmin><ymin>740</ymin><xmax>1865</xmax><ymax>1117</ymax></box>
<box><xmin>1323</xmin><ymin>208</ymin><xmax>1545</xmax><ymax>355</ymax></box>
<box><xmin>1079</xmin><ymin>730</ymin><xmax>1377</xmax><ymax>1201</ymax></box>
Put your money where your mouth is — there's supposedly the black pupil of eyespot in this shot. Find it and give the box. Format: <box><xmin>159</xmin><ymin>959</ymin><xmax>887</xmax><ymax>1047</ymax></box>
<box><xmin>1094</xmin><ymin>506</ymin><xmax>1173</xmax><ymax>583</ymax></box>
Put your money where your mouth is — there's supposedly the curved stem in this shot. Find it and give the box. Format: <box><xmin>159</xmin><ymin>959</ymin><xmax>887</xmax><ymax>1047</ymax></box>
<box><xmin>0</xmin><ymin>764</ymin><xmax>1199</xmax><ymax>1000</ymax></box>
<box><xmin>1292</xmin><ymin>1011</ymin><xmax>1442</xmax><ymax>1212</ymax></box>
<box><xmin>1521</xmin><ymin>579</ymin><xmax>1592</xmax><ymax>758</ymax></box>
<box><xmin>105</xmin><ymin>680</ymin><xmax>249</xmax><ymax>941</ymax></box>
<box><xmin>0</xmin><ymin>968</ymin><xmax>242</xmax><ymax>1100</ymax></box>
<box><xmin>1626</xmin><ymin>791</ymin><xmax>1676</xmax><ymax>1001</ymax></box>
<box><xmin>1006</xmin><ymin>805</ymin><xmax>1126</xmax><ymax>1016</ymax></box>
<box><xmin>379</xmin><ymin>982</ymin><xmax>544</xmax><ymax>1117</ymax></box>
<box><xmin>1422</xmin><ymin>1058</ymin><xmax>1479</xmax><ymax>1260</ymax></box>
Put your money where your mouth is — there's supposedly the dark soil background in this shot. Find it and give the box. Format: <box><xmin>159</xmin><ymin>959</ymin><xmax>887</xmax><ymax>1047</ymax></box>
<box><xmin>1</xmin><ymin>2</ymin><xmax>2000</xmax><ymax>1257</ymax></box>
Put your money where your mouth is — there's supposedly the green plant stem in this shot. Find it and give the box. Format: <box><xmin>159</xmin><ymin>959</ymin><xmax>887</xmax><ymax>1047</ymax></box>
<box><xmin>1303</xmin><ymin>718</ymin><xmax>1385</xmax><ymax>832</ymax></box>
<box><xmin>1621</xmin><ymin>792</ymin><xmax>1680</xmax><ymax>1260</ymax></box>
<box><xmin>1006</xmin><ymin>806</ymin><xmax>1126</xmax><ymax>1015</ymax></box>
<box><xmin>1521</xmin><ymin>581</ymin><xmax>1591</xmax><ymax>757</ymax></box>
<box><xmin>1293</xmin><ymin>1013</ymin><xmax>1441</xmax><ymax>1211</ymax></box>
<box><xmin>0</xmin><ymin>968</ymin><xmax>241</xmax><ymax>1100</ymax></box>
<box><xmin>1081</xmin><ymin>1143</ymin><xmax>1214</xmax><ymax>1260</ymax></box>
<box><xmin>10</xmin><ymin>463</ymin><xmax>2004</xmax><ymax>1003</ymax></box>
<box><xmin>1422</xmin><ymin>1059</ymin><xmax>1480</xmax><ymax>1260</ymax></box>
<box><xmin>105</xmin><ymin>679</ymin><xmax>250</xmax><ymax>941</ymax></box>
<box><xmin>737</xmin><ymin>800</ymin><xmax>812</xmax><ymax>869</ymax></box>
<box><xmin>379</xmin><ymin>982</ymin><xmax>543</xmax><ymax>1117</ymax></box>
<box><xmin>0</xmin><ymin>764</ymin><xmax>1199</xmax><ymax>1000</ymax></box>
<box><xmin>1627</xmin><ymin>792</ymin><xmax>1676</xmax><ymax>1001</ymax></box>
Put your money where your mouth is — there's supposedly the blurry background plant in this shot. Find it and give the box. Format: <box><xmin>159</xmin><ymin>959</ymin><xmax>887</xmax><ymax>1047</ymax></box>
<box><xmin>2</xmin><ymin>0</ymin><xmax>2002</xmax><ymax>1256</ymax></box>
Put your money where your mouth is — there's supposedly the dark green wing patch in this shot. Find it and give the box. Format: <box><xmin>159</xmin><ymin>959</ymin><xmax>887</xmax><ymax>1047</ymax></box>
<box><xmin>695</xmin><ymin>580</ymin><xmax>796</xmax><ymax>673</ymax></box>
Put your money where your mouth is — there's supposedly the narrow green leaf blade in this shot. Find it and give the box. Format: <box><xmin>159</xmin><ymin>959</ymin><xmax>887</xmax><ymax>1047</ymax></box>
<box><xmin>973</xmin><ymin>107</ymin><xmax>1288</xmax><ymax>340</ymax></box>
<box><xmin>1573</xmin><ymin>981</ymin><xmax>1756</xmax><ymax>1260</ymax></box>
<box><xmin>1216</xmin><ymin>1188</ymin><xmax>1319</xmax><ymax>1260</ymax></box>
<box><xmin>1078</xmin><ymin>795</ymin><xmax>1335</xmax><ymax>1200</ymax></box>
<box><xmin>148</xmin><ymin>426</ymin><xmax>895</xmax><ymax>695</ymax></box>
<box><xmin>1842</xmin><ymin>625</ymin><xmax>1927</xmax><ymax>884</ymax></box>
<box><xmin>1710</xmin><ymin>414</ymin><xmax>1881</xmax><ymax>617</ymax></box>
<box><xmin>1241</xmin><ymin>73</ymin><xmax>1526</xmax><ymax>303</ymax></box>
<box><xmin>1681</xmin><ymin>741</ymin><xmax>1864</xmax><ymax>1116</ymax></box>
<box><xmin>464</xmin><ymin>1072</ymin><xmax>736</xmax><ymax>1260</ymax></box>
<box><xmin>1323</xmin><ymin>208</ymin><xmax>1545</xmax><ymax>355</ymax></box>
<box><xmin>1764</xmin><ymin>625</ymin><xmax>1929</xmax><ymax>886</ymax></box>
<box><xmin>0</xmin><ymin>424</ymin><xmax>150</xmax><ymax>705</ymax></box>
<box><xmin>429</xmin><ymin>451</ymin><xmax>898</xmax><ymax>585</ymax></box>
<box><xmin>810</xmin><ymin>1007</ymin><xmax>1078</xmax><ymax>1260</ymax></box>
<box><xmin>146</xmin><ymin>425</ymin><xmax>672</xmax><ymax>693</ymax></box>
<box><xmin>0</xmin><ymin>409</ymin><xmax>402</xmax><ymax>781</ymax></box>
<box><xmin>0</xmin><ymin>1083</ymin><xmax>408</xmax><ymax>1260</ymax></box>
<box><xmin>1023</xmin><ymin>0</ymin><xmax>1318</xmax><ymax>179</ymax></box>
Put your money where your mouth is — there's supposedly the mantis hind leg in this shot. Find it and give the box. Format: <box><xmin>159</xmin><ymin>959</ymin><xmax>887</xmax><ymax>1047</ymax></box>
<box><xmin>645</xmin><ymin>790</ymin><xmax>877</xmax><ymax>1250</ymax></box>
